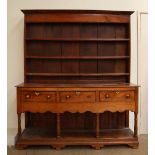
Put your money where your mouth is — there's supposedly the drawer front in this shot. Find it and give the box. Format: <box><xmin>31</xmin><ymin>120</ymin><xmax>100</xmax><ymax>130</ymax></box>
<box><xmin>60</xmin><ymin>91</ymin><xmax>96</xmax><ymax>103</ymax></box>
<box><xmin>100</xmin><ymin>90</ymin><xmax>134</xmax><ymax>102</ymax></box>
<box><xmin>21</xmin><ymin>91</ymin><xmax>56</xmax><ymax>102</ymax></box>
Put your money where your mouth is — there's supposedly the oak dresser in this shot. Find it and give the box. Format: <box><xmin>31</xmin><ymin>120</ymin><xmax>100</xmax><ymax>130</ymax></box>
<box><xmin>15</xmin><ymin>10</ymin><xmax>139</xmax><ymax>149</ymax></box>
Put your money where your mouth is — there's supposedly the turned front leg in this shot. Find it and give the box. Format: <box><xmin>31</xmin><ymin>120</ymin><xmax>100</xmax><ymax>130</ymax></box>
<box><xmin>134</xmin><ymin>112</ymin><xmax>138</xmax><ymax>137</ymax></box>
<box><xmin>57</xmin><ymin>113</ymin><xmax>61</xmax><ymax>138</ymax></box>
<box><xmin>17</xmin><ymin>113</ymin><xmax>21</xmax><ymax>135</ymax></box>
<box><xmin>96</xmin><ymin>113</ymin><xmax>100</xmax><ymax>138</ymax></box>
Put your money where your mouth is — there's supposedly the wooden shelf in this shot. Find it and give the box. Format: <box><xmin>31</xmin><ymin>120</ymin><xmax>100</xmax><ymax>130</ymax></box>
<box><xmin>21</xmin><ymin>128</ymin><xmax>56</xmax><ymax>139</ymax></box>
<box><xmin>26</xmin><ymin>73</ymin><xmax>129</xmax><ymax>77</ymax></box>
<box><xmin>62</xmin><ymin>128</ymin><xmax>134</xmax><ymax>138</ymax></box>
<box><xmin>15</xmin><ymin>10</ymin><xmax>139</xmax><ymax>150</ymax></box>
<box><xmin>25</xmin><ymin>38</ymin><xmax>129</xmax><ymax>42</ymax></box>
<box><xmin>16</xmin><ymin>127</ymin><xmax>138</xmax><ymax>149</ymax></box>
<box><xmin>26</xmin><ymin>56</ymin><xmax>129</xmax><ymax>60</ymax></box>
<box><xmin>17</xmin><ymin>128</ymin><xmax>133</xmax><ymax>141</ymax></box>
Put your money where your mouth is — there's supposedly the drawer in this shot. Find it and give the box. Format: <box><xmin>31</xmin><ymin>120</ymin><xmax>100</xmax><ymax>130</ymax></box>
<box><xmin>21</xmin><ymin>91</ymin><xmax>56</xmax><ymax>102</ymax></box>
<box><xmin>100</xmin><ymin>90</ymin><xmax>134</xmax><ymax>102</ymax></box>
<box><xmin>60</xmin><ymin>91</ymin><xmax>96</xmax><ymax>103</ymax></box>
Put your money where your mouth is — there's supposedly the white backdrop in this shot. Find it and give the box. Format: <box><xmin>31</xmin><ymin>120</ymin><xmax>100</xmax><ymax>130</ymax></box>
<box><xmin>7</xmin><ymin>0</ymin><xmax>148</xmax><ymax>145</ymax></box>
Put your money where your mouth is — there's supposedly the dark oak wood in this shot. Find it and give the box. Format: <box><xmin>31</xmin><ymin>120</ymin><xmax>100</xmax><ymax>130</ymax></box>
<box><xmin>15</xmin><ymin>127</ymin><xmax>138</xmax><ymax>149</ymax></box>
<box><xmin>134</xmin><ymin>112</ymin><xmax>138</xmax><ymax>137</ymax></box>
<box><xmin>16</xmin><ymin>83</ymin><xmax>138</xmax><ymax>88</ymax></box>
<box><xmin>26</xmin><ymin>73</ymin><xmax>130</xmax><ymax>77</ymax></box>
<box><xmin>17</xmin><ymin>113</ymin><xmax>21</xmax><ymax>135</ymax></box>
<box><xmin>15</xmin><ymin>10</ymin><xmax>139</xmax><ymax>150</ymax></box>
<box><xmin>16</xmin><ymin>84</ymin><xmax>139</xmax><ymax>149</ymax></box>
<box><xmin>25</xmin><ymin>56</ymin><xmax>130</xmax><ymax>60</ymax></box>
<box><xmin>21</xmin><ymin>10</ymin><xmax>134</xmax><ymax>14</ymax></box>
<box><xmin>57</xmin><ymin>113</ymin><xmax>61</xmax><ymax>138</ymax></box>
<box><xmin>26</xmin><ymin>38</ymin><xmax>129</xmax><ymax>41</ymax></box>
<box><xmin>96</xmin><ymin>113</ymin><xmax>100</xmax><ymax>138</ymax></box>
<box><xmin>22</xmin><ymin>10</ymin><xmax>132</xmax><ymax>23</ymax></box>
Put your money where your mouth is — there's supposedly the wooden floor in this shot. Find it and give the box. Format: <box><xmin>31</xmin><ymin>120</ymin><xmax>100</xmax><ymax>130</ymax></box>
<box><xmin>8</xmin><ymin>135</ymin><xmax>147</xmax><ymax>155</ymax></box>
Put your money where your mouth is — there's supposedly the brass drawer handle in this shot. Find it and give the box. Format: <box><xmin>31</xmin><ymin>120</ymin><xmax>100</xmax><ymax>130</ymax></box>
<box><xmin>25</xmin><ymin>94</ymin><xmax>31</xmax><ymax>99</ymax></box>
<box><xmin>75</xmin><ymin>91</ymin><xmax>81</xmax><ymax>95</ymax></box>
<box><xmin>126</xmin><ymin>94</ymin><xmax>130</xmax><ymax>98</ymax></box>
<box><xmin>47</xmin><ymin>95</ymin><xmax>51</xmax><ymax>99</ymax></box>
<box><xmin>66</xmin><ymin>95</ymin><xmax>70</xmax><ymax>99</ymax></box>
<box><xmin>116</xmin><ymin>91</ymin><xmax>120</xmax><ymax>94</ymax></box>
<box><xmin>35</xmin><ymin>92</ymin><xmax>40</xmax><ymax>96</ymax></box>
<box><xmin>105</xmin><ymin>94</ymin><xmax>110</xmax><ymax>99</ymax></box>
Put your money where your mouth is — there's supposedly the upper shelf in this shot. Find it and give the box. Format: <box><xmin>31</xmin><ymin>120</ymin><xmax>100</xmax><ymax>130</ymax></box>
<box><xmin>25</xmin><ymin>38</ymin><xmax>130</xmax><ymax>42</ymax></box>
<box><xmin>26</xmin><ymin>73</ymin><xmax>130</xmax><ymax>77</ymax></box>
<box><xmin>26</xmin><ymin>56</ymin><xmax>129</xmax><ymax>60</ymax></box>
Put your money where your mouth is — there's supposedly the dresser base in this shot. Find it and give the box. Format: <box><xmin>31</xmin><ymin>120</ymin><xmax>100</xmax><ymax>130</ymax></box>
<box><xmin>15</xmin><ymin>128</ymin><xmax>139</xmax><ymax>150</ymax></box>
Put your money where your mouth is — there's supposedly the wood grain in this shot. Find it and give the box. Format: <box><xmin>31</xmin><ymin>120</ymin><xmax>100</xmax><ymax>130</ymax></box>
<box><xmin>15</xmin><ymin>10</ymin><xmax>139</xmax><ymax>149</ymax></box>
